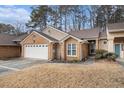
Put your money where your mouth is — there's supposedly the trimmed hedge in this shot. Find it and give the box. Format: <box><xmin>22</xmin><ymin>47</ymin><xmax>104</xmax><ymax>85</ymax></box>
<box><xmin>107</xmin><ymin>52</ymin><xmax>118</xmax><ymax>61</ymax></box>
<box><xmin>95</xmin><ymin>49</ymin><xmax>108</xmax><ymax>59</ymax></box>
<box><xmin>95</xmin><ymin>49</ymin><xmax>118</xmax><ymax>61</ymax></box>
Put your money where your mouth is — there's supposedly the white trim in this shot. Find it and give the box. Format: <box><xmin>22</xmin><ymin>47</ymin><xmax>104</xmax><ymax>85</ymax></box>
<box><xmin>66</xmin><ymin>43</ymin><xmax>77</xmax><ymax>57</ymax></box>
<box><xmin>20</xmin><ymin>31</ymin><xmax>53</xmax><ymax>44</ymax></box>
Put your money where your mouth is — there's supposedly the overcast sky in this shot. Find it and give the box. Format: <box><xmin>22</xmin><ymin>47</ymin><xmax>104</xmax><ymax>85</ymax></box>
<box><xmin>0</xmin><ymin>5</ymin><xmax>90</xmax><ymax>30</ymax></box>
<box><xmin>0</xmin><ymin>5</ymin><xmax>32</xmax><ymax>25</ymax></box>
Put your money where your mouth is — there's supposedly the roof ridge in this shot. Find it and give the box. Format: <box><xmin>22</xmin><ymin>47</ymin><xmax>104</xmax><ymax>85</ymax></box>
<box><xmin>46</xmin><ymin>25</ymin><xmax>69</xmax><ymax>35</ymax></box>
<box><xmin>0</xmin><ymin>33</ymin><xmax>16</xmax><ymax>36</ymax></box>
<box><xmin>69</xmin><ymin>27</ymin><xmax>99</xmax><ymax>32</ymax></box>
<box><xmin>37</xmin><ymin>31</ymin><xmax>58</xmax><ymax>41</ymax></box>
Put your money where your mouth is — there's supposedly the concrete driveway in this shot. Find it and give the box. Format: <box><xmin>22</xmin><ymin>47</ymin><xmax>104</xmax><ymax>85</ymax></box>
<box><xmin>0</xmin><ymin>58</ymin><xmax>48</xmax><ymax>76</ymax></box>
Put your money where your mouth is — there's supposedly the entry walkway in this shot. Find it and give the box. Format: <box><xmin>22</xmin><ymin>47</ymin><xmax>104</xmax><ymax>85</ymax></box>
<box><xmin>116</xmin><ymin>58</ymin><xmax>124</xmax><ymax>66</ymax></box>
<box><xmin>116</xmin><ymin>58</ymin><xmax>124</xmax><ymax>62</ymax></box>
<box><xmin>83</xmin><ymin>56</ymin><xmax>94</xmax><ymax>65</ymax></box>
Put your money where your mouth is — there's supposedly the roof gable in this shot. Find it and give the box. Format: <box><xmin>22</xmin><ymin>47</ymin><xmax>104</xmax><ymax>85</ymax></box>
<box><xmin>37</xmin><ymin>31</ymin><xmax>58</xmax><ymax>42</ymax></box>
<box><xmin>20</xmin><ymin>31</ymin><xmax>58</xmax><ymax>44</ymax></box>
<box><xmin>42</xmin><ymin>26</ymin><xmax>68</xmax><ymax>41</ymax></box>
<box><xmin>60</xmin><ymin>35</ymin><xmax>88</xmax><ymax>43</ymax></box>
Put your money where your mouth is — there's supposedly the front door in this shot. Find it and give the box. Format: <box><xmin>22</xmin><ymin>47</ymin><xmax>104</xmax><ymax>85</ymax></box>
<box><xmin>90</xmin><ymin>43</ymin><xmax>96</xmax><ymax>55</ymax></box>
<box><xmin>115</xmin><ymin>44</ymin><xmax>120</xmax><ymax>57</ymax></box>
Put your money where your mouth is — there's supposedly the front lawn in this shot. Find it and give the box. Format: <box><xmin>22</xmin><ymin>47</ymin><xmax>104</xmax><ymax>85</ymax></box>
<box><xmin>0</xmin><ymin>61</ymin><xmax>124</xmax><ymax>88</ymax></box>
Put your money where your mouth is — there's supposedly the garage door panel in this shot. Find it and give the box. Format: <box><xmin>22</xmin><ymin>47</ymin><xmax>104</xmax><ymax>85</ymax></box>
<box><xmin>24</xmin><ymin>44</ymin><xmax>48</xmax><ymax>59</ymax></box>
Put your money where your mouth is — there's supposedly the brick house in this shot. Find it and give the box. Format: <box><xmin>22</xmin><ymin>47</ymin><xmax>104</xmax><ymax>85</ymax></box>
<box><xmin>0</xmin><ymin>23</ymin><xmax>124</xmax><ymax>60</ymax></box>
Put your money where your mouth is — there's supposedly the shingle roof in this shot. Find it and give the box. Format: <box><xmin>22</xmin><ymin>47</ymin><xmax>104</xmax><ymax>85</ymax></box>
<box><xmin>12</xmin><ymin>33</ymin><xmax>28</xmax><ymax>42</ymax></box>
<box><xmin>0</xmin><ymin>31</ymin><xmax>58</xmax><ymax>46</ymax></box>
<box><xmin>68</xmin><ymin>27</ymin><xmax>107</xmax><ymax>39</ymax></box>
<box><xmin>37</xmin><ymin>31</ymin><xmax>58</xmax><ymax>42</ymax></box>
<box><xmin>108</xmin><ymin>22</ymin><xmax>124</xmax><ymax>32</ymax></box>
<box><xmin>99</xmin><ymin>30</ymin><xmax>107</xmax><ymax>39</ymax></box>
<box><xmin>0</xmin><ymin>26</ymin><xmax>109</xmax><ymax>46</ymax></box>
<box><xmin>68</xmin><ymin>28</ymin><xmax>99</xmax><ymax>39</ymax></box>
<box><xmin>68</xmin><ymin>23</ymin><xmax>124</xmax><ymax>39</ymax></box>
<box><xmin>0</xmin><ymin>34</ymin><xmax>18</xmax><ymax>46</ymax></box>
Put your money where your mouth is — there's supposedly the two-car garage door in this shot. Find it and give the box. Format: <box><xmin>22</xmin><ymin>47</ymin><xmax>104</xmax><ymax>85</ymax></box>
<box><xmin>24</xmin><ymin>44</ymin><xmax>48</xmax><ymax>59</ymax></box>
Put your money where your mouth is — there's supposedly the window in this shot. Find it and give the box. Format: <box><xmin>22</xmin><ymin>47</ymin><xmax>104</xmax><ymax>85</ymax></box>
<box><xmin>68</xmin><ymin>44</ymin><xmax>71</xmax><ymax>55</ymax></box>
<box><xmin>67</xmin><ymin>44</ymin><xmax>76</xmax><ymax>56</ymax></box>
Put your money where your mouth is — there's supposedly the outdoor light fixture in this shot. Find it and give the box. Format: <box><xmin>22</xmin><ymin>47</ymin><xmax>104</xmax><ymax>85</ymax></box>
<box><xmin>104</xmin><ymin>41</ymin><xmax>107</xmax><ymax>44</ymax></box>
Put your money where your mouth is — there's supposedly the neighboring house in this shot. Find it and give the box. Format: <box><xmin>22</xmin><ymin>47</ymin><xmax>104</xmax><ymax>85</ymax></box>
<box><xmin>107</xmin><ymin>23</ymin><xmax>124</xmax><ymax>58</ymax></box>
<box><xmin>68</xmin><ymin>27</ymin><xmax>107</xmax><ymax>55</ymax></box>
<box><xmin>69</xmin><ymin>22</ymin><xmax>124</xmax><ymax>58</ymax></box>
<box><xmin>0</xmin><ymin>23</ymin><xmax>124</xmax><ymax>61</ymax></box>
<box><xmin>0</xmin><ymin>34</ymin><xmax>21</xmax><ymax>58</ymax></box>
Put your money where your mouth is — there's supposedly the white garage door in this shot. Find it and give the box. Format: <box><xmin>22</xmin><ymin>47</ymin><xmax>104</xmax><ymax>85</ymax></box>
<box><xmin>24</xmin><ymin>44</ymin><xmax>48</xmax><ymax>59</ymax></box>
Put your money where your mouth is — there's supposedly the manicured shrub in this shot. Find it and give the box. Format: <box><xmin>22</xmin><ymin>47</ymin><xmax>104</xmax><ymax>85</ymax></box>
<box><xmin>102</xmin><ymin>52</ymin><xmax>108</xmax><ymax>58</ymax></box>
<box><xmin>95</xmin><ymin>54</ymin><xmax>103</xmax><ymax>59</ymax></box>
<box><xmin>95</xmin><ymin>49</ymin><xmax>108</xmax><ymax>59</ymax></box>
<box><xmin>96</xmin><ymin>49</ymin><xmax>108</xmax><ymax>54</ymax></box>
<box><xmin>95</xmin><ymin>49</ymin><xmax>117</xmax><ymax>61</ymax></box>
<box><xmin>107</xmin><ymin>52</ymin><xmax>118</xmax><ymax>61</ymax></box>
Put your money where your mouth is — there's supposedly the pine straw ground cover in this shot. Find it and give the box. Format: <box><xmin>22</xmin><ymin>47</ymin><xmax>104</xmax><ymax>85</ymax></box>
<box><xmin>0</xmin><ymin>61</ymin><xmax>124</xmax><ymax>88</ymax></box>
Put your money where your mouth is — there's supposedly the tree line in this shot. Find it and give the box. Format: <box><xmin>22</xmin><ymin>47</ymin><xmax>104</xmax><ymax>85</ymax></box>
<box><xmin>27</xmin><ymin>5</ymin><xmax>124</xmax><ymax>32</ymax></box>
<box><xmin>0</xmin><ymin>23</ymin><xmax>25</xmax><ymax>35</ymax></box>
<box><xmin>0</xmin><ymin>5</ymin><xmax>124</xmax><ymax>35</ymax></box>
